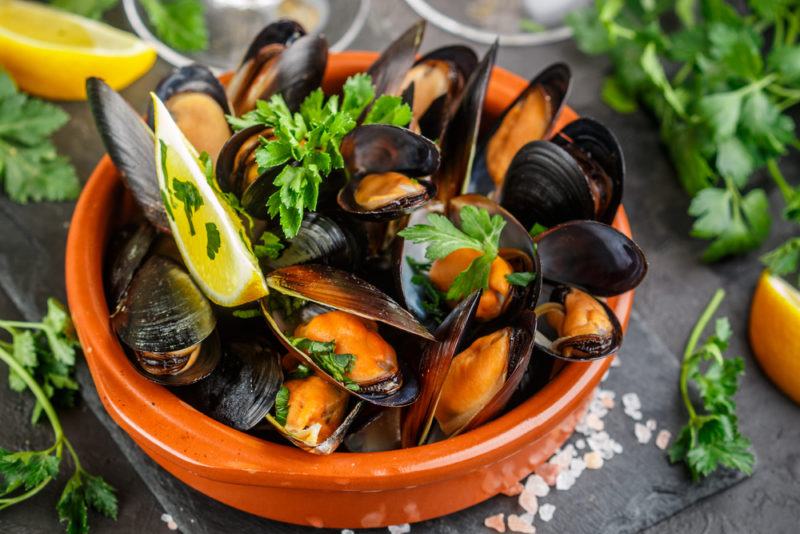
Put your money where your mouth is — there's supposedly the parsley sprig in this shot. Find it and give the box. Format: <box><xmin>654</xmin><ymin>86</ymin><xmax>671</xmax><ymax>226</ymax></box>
<box><xmin>274</xmin><ymin>386</ymin><xmax>290</xmax><ymax>426</ymax></box>
<box><xmin>0</xmin><ymin>300</ymin><xmax>118</xmax><ymax>533</ymax></box>
<box><xmin>0</xmin><ymin>70</ymin><xmax>79</xmax><ymax>203</ymax></box>
<box><xmin>290</xmin><ymin>337</ymin><xmax>359</xmax><ymax>391</ymax></box>
<box><xmin>227</xmin><ymin>73</ymin><xmax>412</xmax><ymax>238</ymax></box>
<box><xmin>398</xmin><ymin>206</ymin><xmax>509</xmax><ymax>300</ymax></box>
<box><xmin>668</xmin><ymin>289</ymin><xmax>755</xmax><ymax>480</ymax></box>
<box><xmin>568</xmin><ymin>1</ymin><xmax>800</xmax><ymax>264</ymax></box>
<box><xmin>51</xmin><ymin>0</ymin><xmax>208</xmax><ymax>52</ymax></box>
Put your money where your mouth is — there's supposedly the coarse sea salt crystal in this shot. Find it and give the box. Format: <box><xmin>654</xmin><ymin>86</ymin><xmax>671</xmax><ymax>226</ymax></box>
<box><xmin>525</xmin><ymin>474</ymin><xmax>550</xmax><ymax>497</ymax></box>
<box><xmin>484</xmin><ymin>513</ymin><xmax>506</xmax><ymax>532</ymax></box>
<box><xmin>507</xmin><ymin>514</ymin><xmax>536</xmax><ymax>533</ymax></box>
<box><xmin>569</xmin><ymin>458</ymin><xmax>586</xmax><ymax>477</ymax></box>
<box><xmin>539</xmin><ymin>503</ymin><xmax>556</xmax><ymax>522</ymax></box>
<box><xmin>519</xmin><ymin>488</ymin><xmax>538</xmax><ymax>515</ymax></box>
<box><xmin>555</xmin><ymin>470</ymin><xmax>576</xmax><ymax>490</ymax></box>
<box><xmin>625</xmin><ymin>408</ymin><xmax>643</xmax><ymax>421</ymax></box>
<box><xmin>161</xmin><ymin>514</ymin><xmax>172</xmax><ymax>523</ymax></box>
<box><xmin>388</xmin><ymin>524</ymin><xmax>411</xmax><ymax>534</ymax></box>
<box><xmin>611</xmin><ymin>356</ymin><xmax>621</xmax><ymax>367</ymax></box>
<box><xmin>575</xmin><ymin>439</ymin><xmax>586</xmax><ymax>450</ymax></box>
<box><xmin>535</xmin><ymin>462</ymin><xmax>560</xmax><ymax>486</ymax></box>
<box><xmin>621</xmin><ymin>392</ymin><xmax>641</xmax><ymax>410</ymax></box>
<box><xmin>635</xmin><ymin>422</ymin><xmax>653</xmax><ymax>444</ymax></box>
<box><xmin>646</xmin><ymin>418</ymin><xmax>657</xmax><ymax>431</ymax></box>
<box><xmin>656</xmin><ymin>429</ymin><xmax>672</xmax><ymax>450</ymax></box>
<box><xmin>167</xmin><ymin>521</ymin><xmax>178</xmax><ymax>531</ymax></box>
<box><xmin>584</xmin><ymin>451</ymin><xmax>604</xmax><ymax>469</ymax></box>
<box><xmin>586</xmin><ymin>413</ymin><xmax>605</xmax><ymax>431</ymax></box>
<box><xmin>342</xmin><ymin>530</ymin><xmax>355</xmax><ymax>534</ymax></box>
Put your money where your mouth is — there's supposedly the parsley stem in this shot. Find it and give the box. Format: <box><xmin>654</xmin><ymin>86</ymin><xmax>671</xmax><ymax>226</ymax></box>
<box><xmin>680</xmin><ymin>289</ymin><xmax>726</xmax><ymax>422</ymax></box>
<box><xmin>766</xmin><ymin>158</ymin><xmax>794</xmax><ymax>204</ymax></box>
<box><xmin>0</xmin><ymin>478</ymin><xmax>51</xmax><ymax>510</ymax></box>
<box><xmin>0</xmin><ymin>320</ymin><xmax>45</xmax><ymax>331</ymax></box>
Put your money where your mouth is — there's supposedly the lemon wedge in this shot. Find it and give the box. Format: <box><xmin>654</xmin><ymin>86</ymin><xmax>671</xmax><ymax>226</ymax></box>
<box><xmin>749</xmin><ymin>270</ymin><xmax>800</xmax><ymax>404</ymax></box>
<box><xmin>152</xmin><ymin>93</ymin><xmax>269</xmax><ymax>307</ymax></box>
<box><xmin>0</xmin><ymin>0</ymin><xmax>156</xmax><ymax>100</ymax></box>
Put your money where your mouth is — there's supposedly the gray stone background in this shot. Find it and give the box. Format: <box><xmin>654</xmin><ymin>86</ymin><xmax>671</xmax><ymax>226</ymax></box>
<box><xmin>1</xmin><ymin>2</ymin><xmax>799</xmax><ymax>533</ymax></box>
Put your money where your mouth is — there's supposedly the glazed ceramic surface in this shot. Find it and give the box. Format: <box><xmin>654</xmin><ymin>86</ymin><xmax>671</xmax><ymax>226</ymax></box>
<box><xmin>66</xmin><ymin>52</ymin><xmax>634</xmax><ymax>529</ymax></box>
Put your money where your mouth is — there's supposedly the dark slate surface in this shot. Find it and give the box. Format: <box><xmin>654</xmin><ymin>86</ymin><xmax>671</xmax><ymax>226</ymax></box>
<box><xmin>2</xmin><ymin>2</ymin><xmax>800</xmax><ymax>533</ymax></box>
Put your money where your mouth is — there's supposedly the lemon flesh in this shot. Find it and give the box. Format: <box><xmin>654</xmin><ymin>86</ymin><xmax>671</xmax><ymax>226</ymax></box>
<box><xmin>749</xmin><ymin>271</ymin><xmax>800</xmax><ymax>404</ymax></box>
<box><xmin>0</xmin><ymin>0</ymin><xmax>156</xmax><ymax>99</ymax></box>
<box><xmin>152</xmin><ymin>94</ymin><xmax>269</xmax><ymax>307</ymax></box>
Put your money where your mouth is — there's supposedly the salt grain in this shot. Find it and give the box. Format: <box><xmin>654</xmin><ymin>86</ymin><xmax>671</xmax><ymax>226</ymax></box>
<box><xmin>507</xmin><ymin>514</ymin><xmax>536</xmax><ymax>533</ymax></box>
<box><xmin>585</xmin><ymin>413</ymin><xmax>605</xmax><ymax>431</ymax></box>
<box><xmin>584</xmin><ymin>451</ymin><xmax>604</xmax><ymax>469</ymax></box>
<box><xmin>555</xmin><ymin>470</ymin><xmax>576</xmax><ymax>490</ymax></box>
<box><xmin>484</xmin><ymin>513</ymin><xmax>506</xmax><ymax>533</ymax></box>
<box><xmin>501</xmin><ymin>481</ymin><xmax>524</xmax><ymax>496</ymax></box>
<box><xmin>342</xmin><ymin>530</ymin><xmax>355</xmax><ymax>534</ymax></box>
<box><xmin>611</xmin><ymin>356</ymin><xmax>621</xmax><ymax>367</ymax></box>
<box><xmin>535</xmin><ymin>462</ymin><xmax>560</xmax><ymax>486</ymax></box>
<box><xmin>655</xmin><ymin>429</ymin><xmax>672</xmax><ymax>450</ymax></box>
<box><xmin>575</xmin><ymin>439</ymin><xmax>586</xmax><ymax>450</ymax></box>
<box><xmin>388</xmin><ymin>524</ymin><xmax>411</xmax><ymax>534</ymax></box>
<box><xmin>518</xmin><ymin>489</ymin><xmax>538</xmax><ymax>515</ymax></box>
<box><xmin>525</xmin><ymin>474</ymin><xmax>550</xmax><ymax>497</ymax></box>
<box><xmin>160</xmin><ymin>514</ymin><xmax>172</xmax><ymax>523</ymax></box>
<box><xmin>167</xmin><ymin>521</ymin><xmax>178</xmax><ymax>531</ymax></box>
<box><xmin>539</xmin><ymin>503</ymin><xmax>556</xmax><ymax>522</ymax></box>
<box><xmin>634</xmin><ymin>422</ymin><xmax>652</xmax><ymax>444</ymax></box>
<box><xmin>569</xmin><ymin>457</ymin><xmax>586</xmax><ymax>477</ymax></box>
<box><xmin>646</xmin><ymin>419</ymin><xmax>657</xmax><ymax>431</ymax></box>
<box><xmin>621</xmin><ymin>392</ymin><xmax>640</xmax><ymax>410</ymax></box>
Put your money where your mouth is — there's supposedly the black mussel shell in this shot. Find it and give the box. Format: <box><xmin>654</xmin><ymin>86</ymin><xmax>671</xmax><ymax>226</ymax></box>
<box><xmin>133</xmin><ymin>331</ymin><xmax>221</xmax><ymax>386</ymax></box>
<box><xmin>534</xmin><ymin>285</ymin><xmax>622</xmax><ymax>362</ymax></box>
<box><xmin>261</xmin><ymin>213</ymin><xmax>368</xmax><ymax>271</ymax></box>
<box><xmin>216</xmin><ymin>124</ymin><xmax>267</xmax><ymax>195</ymax></box>
<box><xmin>240</xmin><ymin>19</ymin><xmax>306</xmax><ymax>67</ymax></box>
<box><xmin>432</xmin><ymin>41</ymin><xmax>498</xmax><ymax>203</ymax></box>
<box><xmin>111</xmin><ymin>256</ymin><xmax>216</xmax><ymax>353</ymax></box>
<box><xmin>86</xmin><ymin>78</ymin><xmax>169</xmax><ymax>231</ymax></box>
<box><xmin>470</xmin><ymin>63</ymin><xmax>571</xmax><ymax>195</ymax></box>
<box><xmin>337</xmin><ymin>125</ymin><xmax>440</xmax><ymax>220</ymax></box>
<box><xmin>106</xmin><ymin>223</ymin><xmax>157</xmax><ymax>307</ymax></box>
<box><xmin>402</xmin><ymin>45</ymin><xmax>478</xmax><ymax>140</ymax></box>
<box><xmin>499</xmin><ymin>140</ymin><xmax>595</xmax><ymax>229</ymax></box>
<box><xmin>367</xmin><ymin>20</ymin><xmax>426</xmax><ymax>98</ymax></box>
<box><xmin>147</xmin><ymin>64</ymin><xmax>231</xmax><ymax>128</ymax></box>
<box><xmin>534</xmin><ymin>220</ymin><xmax>647</xmax><ymax>296</ymax></box>
<box><xmin>396</xmin><ymin>194</ymin><xmax>541</xmax><ymax>331</ymax></box>
<box><xmin>185</xmin><ymin>338</ymin><xmax>283</xmax><ymax>430</ymax></box>
<box><xmin>553</xmin><ymin>117</ymin><xmax>624</xmax><ymax>224</ymax></box>
<box><xmin>272</xmin><ymin>34</ymin><xmax>328</xmax><ymax>111</ymax></box>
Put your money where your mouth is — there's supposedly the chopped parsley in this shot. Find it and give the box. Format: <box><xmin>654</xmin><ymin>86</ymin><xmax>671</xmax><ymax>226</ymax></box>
<box><xmin>171</xmin><ymin>178</ymin><xmax>203</xmax><ymax>235</ymax></box>
<box><xmin>290</xmin><ymin>337</ymin><xmax>359</xmax><ymax>391</ymax></box>
<box><xmin>254</xmin><ymin>231</ymin><xmax>284</xmax><ymax>260</ymax></box>
<box><xmin>288</xmin><ymin>364</ymin><xmax>312</xmax><ymax>380</ymax></box>
<box><xmin>205</xmin><ymin>222</ymin><xmax>220</xmax><ymax>260</ymax></box>
<box><xmin>398</xmin><ymin>205</ymin><xmax>506</xmax><ymax>300</ymax></box>
<box><xmin>231</xmin><ymin>309</ymin><xmax>261</xmax><ymax>319</ymax></box>
<box><xmin>406</xmin><ymin>257</ymin><xmax>447</xmax><ymax>324</ymax></box>
<box><xmin>529</xmin><ymin>223</ymin><xmax>548</xmax><ymax>237</ymax></box>
<box><xmin>506</xmin><ymin>271</ymin><xmax>537</xmax><ymax>287</ymax></box>
<box><xmin>227</xmin><ymin>73</ymin><xmax>412</xmax><ymax>238</ymax></box>
<box><xmin>274</xmin><ymin>386</ymin><xmax>289</xmax><ymax>426</ymax></box>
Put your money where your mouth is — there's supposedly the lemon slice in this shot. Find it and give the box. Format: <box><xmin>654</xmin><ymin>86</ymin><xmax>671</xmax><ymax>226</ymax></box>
<box><xmin>749</xmin><ymin>271</ymin><xmax>800</xmax><ymax>404</ymax></box>
<box><xmin>0</xmin><ymin>0</ymin><xmax>156</xmax><ymax>100</ymax></box>
<box><xmin>152</xmin><ymin>94</ymin><xmax>269</xmax><ymax>307</ymax></box>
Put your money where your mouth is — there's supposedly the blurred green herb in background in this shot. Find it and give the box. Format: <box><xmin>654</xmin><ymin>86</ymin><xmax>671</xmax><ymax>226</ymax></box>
<box><xmin>568</xmin><ymin>0</ymin><xmax>800</xmax><ymax>280</ymax></box>
<box><xmin>52</xmin><ymin>0</ymin><xmax>208</xmax><ymax>52</ymax></box>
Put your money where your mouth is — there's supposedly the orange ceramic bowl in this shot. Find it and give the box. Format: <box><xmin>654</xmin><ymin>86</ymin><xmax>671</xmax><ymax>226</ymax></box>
<box><xmin>66</xmin><ymin>52</ymin><xmax>634</xmax><ymax>529</ymax></box>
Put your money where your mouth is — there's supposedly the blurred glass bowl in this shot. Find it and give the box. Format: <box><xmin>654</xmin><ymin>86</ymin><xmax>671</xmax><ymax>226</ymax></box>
<box><xmin>122</xmin><ymin>0</ymin><xmax>369</xmax><ymax>71</ymax></box>
<box><xmin>403</xmin><ymin>0</ymin><xmax>588</xmax><ymax>46</ymax></box>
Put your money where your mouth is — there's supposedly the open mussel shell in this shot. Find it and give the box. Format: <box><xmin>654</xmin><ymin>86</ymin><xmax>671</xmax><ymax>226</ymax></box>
<box><xmin>553</xmin><ymin>117</ymin><xmax>624</xmax><ymax>224</ymax></box>
<box><xmin>337</xmin><ymin>124</ymin><xmax>440</xmax><ymax>220</ymax></box>
<box><xmin>534</xmin><ymin>220</ymin><xmax>647</xmax><ymax>297</ymax></box>
<box><xmin>402</xmin><ymin>294</ymin><xmax>537</xmax><ymax>446</ymax></box>
<box><xmin>146</xmin><ymin>64</ymin><xmax>232</xmax><ymax>162</ymax></box>
<box><xmin>345</xmin><ymin>407</ymin><xmax>403</xmax><ymax>452</ymax></box>
<box><xmin>533</xmin><ymin>285</ymin><xmax>622</xmax><ymax>362</ymax></box>
<box><xmin>111</xmin><ymin>255</ymin><xmax>219</xmax><ymax>385</ymax></box>
<box><xmin>106</xmin><ymin>222</ymin><xmax>157</xmax><ymax>307</ymax></box>
<box><xmin>367</xmin><ymin>20</ymin><xmax>426</xmax><ymax>98</ymax></box>
<box><xmin>470</xmin><ymin>63</ymin><xmax>571</xmax><ymax>196</ymax></box>
<box><xmin>185</xmin><ymin>337</ymin><xmax>283</xmax><ymax>430</ymax></box>
<box><xmin>259</xmin><ymin>264</ymin><xmax>433</xmax><ymax>407</ymax></box>
<box><xmin>86</xmin><ymin>78</ymin><xmax>169</xmax><ymax>232</ymax></box>
<box><xmin>226</xmin><ymin>20</ymin><xmax>327</xmax><ymax>114</ymax></box>
<box><xmin>267</xmin><ymin>396</ymin><xmax>364</xmax><ymax>455</ymax></box>
<box><xmin>397</xmin><ymin>194</ymin><xmax>541</xmax><ymax>331</ymax></box>
<box><xmin>401</xmin><ymin>45</ymin><xmax>478</xmax><ymax>140</ymax></box>
<box><xmin>432</xmin><ymin>41</ymin><xmax>498</xmax><ymax>203</ymax></box>
<box><xmin>260</xmin><ymin>213</ymin><xmax>368</xmax><ymax>271</ymax></box>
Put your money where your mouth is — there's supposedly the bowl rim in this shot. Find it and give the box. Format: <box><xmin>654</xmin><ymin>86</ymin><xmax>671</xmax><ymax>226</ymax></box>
<box><xmin>66</xmin><ymin>50</ymin><xmax>633</xmax><ymax>492</ymax></box>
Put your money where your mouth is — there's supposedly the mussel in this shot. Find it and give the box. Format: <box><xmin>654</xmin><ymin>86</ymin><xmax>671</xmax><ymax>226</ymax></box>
<box><xmin>148</xmin><ymin>64</ymin><xmax>232</xmax><ymax>162</ymax></box>
<box><xmin>110</xmin><ymin>255</ymin><xmax>220</xmax><ymax>385</ymax></box>
<box><xmin>399</xmin><ymin>45</ymin><xmax>477</xmax><ymax>140</ymax></box>
<box><xmin>533</xmin><ymin>285</ymin><xmax>622</xmax><ymax>361</ymax></box>
<box><xmin>337</xmin><ymin>124</ymin><xmax>440</xmax><ymax>220</ymax></box>
<box><xmin>470</xmin><ymin>63</ymin><xmax>571</xmax><ymax>195</ymax></box>
<box><xmin>260</xmin><ymin>264</ymin><xmax>434</xmax><ymax>407</ymax></box>
<box><xmin>499</xmin><ymin>118</ymin><xmax>624</xmax><ymax>228</ymax></box>
<box><xmin>226</xmin><ymin>20</ymin><xmax>328</xmax><ymax>115</ymax></box>
<box><xmin>401</xmin><ymin>293</ymin><xmax>537</xmax><ymax>445</ymax></box>
<box><xmin>86</xmin><ymin>78</ymin><xmax>169</xmax><ymax>232</ymax></box>
<box><xmin>367</xmin><ymin>20</ymin><xmax>426</xmax><ymax>99</ymax></box>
